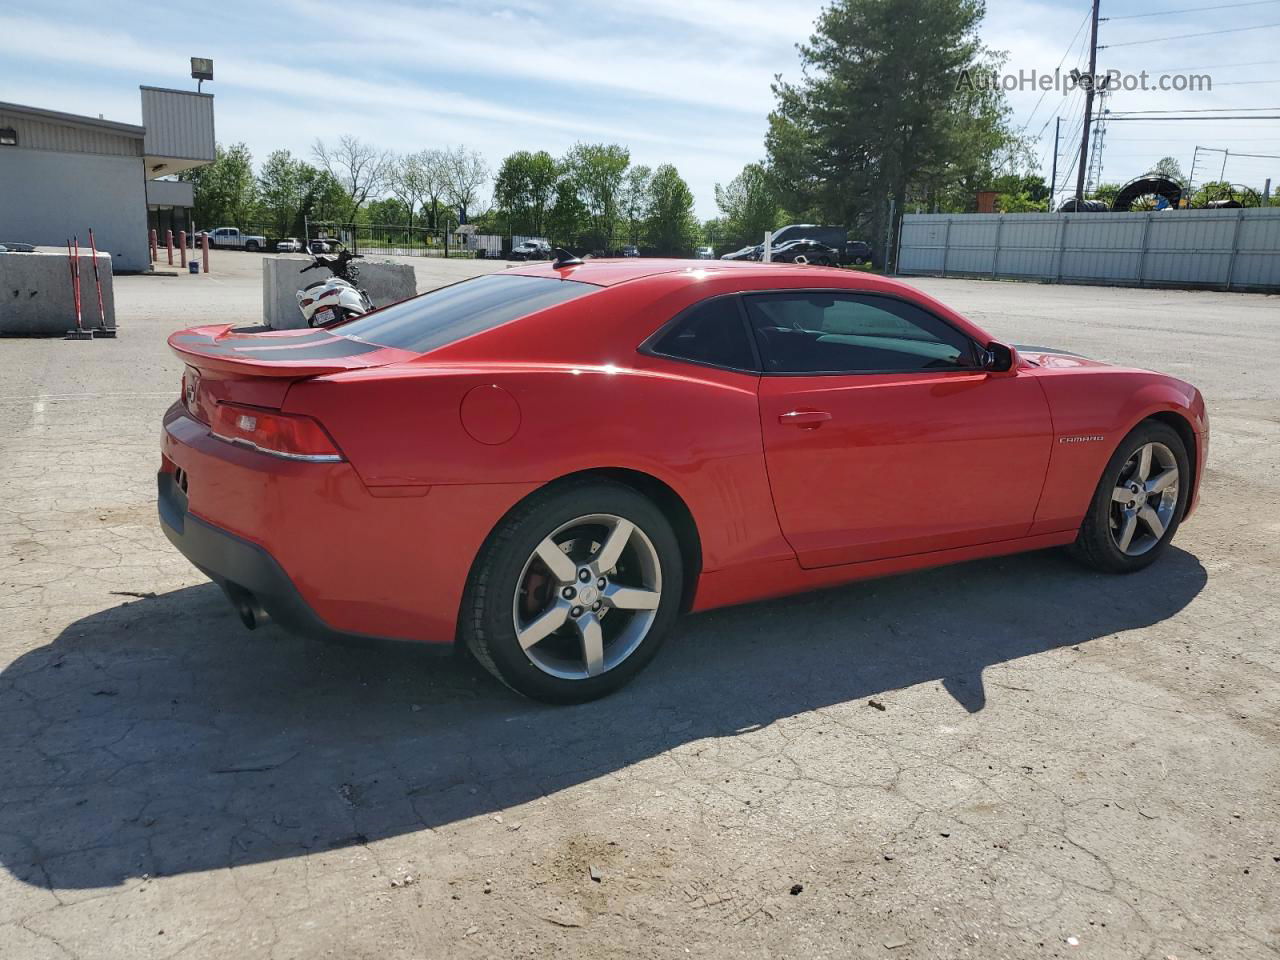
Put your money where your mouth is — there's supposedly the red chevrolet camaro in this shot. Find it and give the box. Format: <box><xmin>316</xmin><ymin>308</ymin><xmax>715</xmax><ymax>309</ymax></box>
<box><xmin>159</xmin><ymin>256</ymin><xmax>1208</xmax><ymax>702</ymax></box>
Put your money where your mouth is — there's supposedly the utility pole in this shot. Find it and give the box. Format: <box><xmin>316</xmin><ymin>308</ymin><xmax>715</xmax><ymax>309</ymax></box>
<box><xmin>1050</xmin><ymin>117</ymin><xmax>1061</xmax><ymax>211</ymax></box>
<box><xmin>1074</xmin><ymin>0</ymin><xmax>1102</xmax><ymax>207</ymax></box>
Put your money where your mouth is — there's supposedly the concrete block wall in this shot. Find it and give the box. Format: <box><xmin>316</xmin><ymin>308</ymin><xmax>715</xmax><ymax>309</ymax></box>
<box><xmin>262</xmin><ymin>257</ymin><xmax>418</xmax><ymax>329</ymax></box>
<box><xmin>0</xmin><ymin>250</ymin><xmax>116</xmax><ymax>335</ymax></box>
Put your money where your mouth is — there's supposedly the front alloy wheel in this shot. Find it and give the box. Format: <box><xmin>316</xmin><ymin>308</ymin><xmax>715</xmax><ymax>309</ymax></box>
<box><xmin>1070</xmin><ymin>420</ymin><xmax>1190</xmax><ymax>573</ymax></box>
<box><xmin>462</xmin><ymin>480</ymin><xmax>683</xmax><ymax>703</ymax></box>
<box><xmin>1108</xmin><ymin>441</ymin><xmax>1179</xmax><ymax>556</ymax></box>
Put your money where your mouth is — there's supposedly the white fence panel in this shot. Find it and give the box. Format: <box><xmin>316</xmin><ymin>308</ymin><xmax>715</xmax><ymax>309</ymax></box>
<box><xmin>897</xmin><ymin>209</ymin><xmax>1280</xmax><ymax>292</ymax></box>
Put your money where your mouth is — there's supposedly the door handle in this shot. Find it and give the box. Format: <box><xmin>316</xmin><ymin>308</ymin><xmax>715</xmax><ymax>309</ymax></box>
<box><xmin>779</xmin><ymin>409</ymin><xmax>832</xmax><ymax>426</ymax></box>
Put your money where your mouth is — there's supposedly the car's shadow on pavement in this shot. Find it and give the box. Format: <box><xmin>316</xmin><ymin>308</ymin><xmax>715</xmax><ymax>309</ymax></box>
<box><xmin>0</xmin><ymin>546</ymin><xmax>1206</xmax><ymax>890</ymax></box>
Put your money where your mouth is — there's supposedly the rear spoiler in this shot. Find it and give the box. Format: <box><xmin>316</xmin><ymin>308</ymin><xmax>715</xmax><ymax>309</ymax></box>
<box><xmin>168</xmin><ymin>324</ymin><xmax>416</xmax><ymax>378</ymax></box>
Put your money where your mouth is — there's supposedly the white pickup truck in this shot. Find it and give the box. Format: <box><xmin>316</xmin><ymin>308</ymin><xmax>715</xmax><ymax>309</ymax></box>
<box><xmin>204</xmin><ymin>227</ymin><xmax>267</xmax><ymax>252</ymax></box>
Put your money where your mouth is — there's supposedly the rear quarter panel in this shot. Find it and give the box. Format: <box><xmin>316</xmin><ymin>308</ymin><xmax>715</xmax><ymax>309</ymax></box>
<box><xmin>284</xmin><ymin>360</ymin><xmax>791</xmax><ymax>574</ymax></box>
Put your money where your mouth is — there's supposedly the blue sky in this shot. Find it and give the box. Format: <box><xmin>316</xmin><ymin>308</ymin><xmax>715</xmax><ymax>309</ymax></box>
<box><xmin>3</xmin><ymin>0</ymin><xmax>1278</xmax><ymax>218</ymax></box>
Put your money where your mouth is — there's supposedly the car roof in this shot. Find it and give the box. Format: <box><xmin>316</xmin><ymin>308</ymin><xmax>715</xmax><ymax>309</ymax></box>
<box><xmin>502</xmin><ymin>258</ymin><xmax>905</xmax><ymax>291</ymax></box>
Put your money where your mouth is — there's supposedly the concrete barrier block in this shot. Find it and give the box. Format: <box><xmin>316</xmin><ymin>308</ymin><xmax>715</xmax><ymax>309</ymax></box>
<box><xmin>262</xmin><ymin>257</ymin><xmax>417</xmax><ymax>329</ymax></box>
<box><xmin>0</xmin><ymin>250</ymin><xmax>116</xmax><ymax>336</ymax></box>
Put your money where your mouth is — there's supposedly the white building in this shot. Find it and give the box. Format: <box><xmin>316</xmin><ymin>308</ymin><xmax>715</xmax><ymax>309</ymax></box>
<box><xmin>0</xmin><ymin>86</ymin><xmax>215</xmax><ymax>271</ymax></box>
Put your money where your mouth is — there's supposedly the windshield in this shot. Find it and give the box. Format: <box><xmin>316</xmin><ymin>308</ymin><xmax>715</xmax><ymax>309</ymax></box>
<box><xmin>338</xmin><ymin>273</ymin><xmax>600</xmax><ymax>354</ymax></box>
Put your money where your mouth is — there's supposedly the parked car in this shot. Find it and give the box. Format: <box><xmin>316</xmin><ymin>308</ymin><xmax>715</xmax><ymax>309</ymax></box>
<box><xmin>510</xmin><ymin>239</ymin><xmax>551</xmax><ymax>261</ymax></box>
<box><xmin>309</xmin><ymin>239</ymin><xmax>337</xmax><ymax>254</ymax></box>
<box><xmin>845</xmin><ymin>240</ymin><xmax>872</xmax><ymax>265</ymax></box>
<box><xmin>768</xmin><ymin>224</ymin><xmax>877</xmax><ymax>264</ymax></box>
<box><xmin>768</xmin><ymin>239</ymin><xmax>842</xmax><ymax>266</ymax></box>
<box><xmin>621</xmin><ymin>244</ymin><xmax>640</xmax><ymax>258</ymax></box>
<box><xmin>275</xmin><ymin>238</ymin><xmax>305</xmax><ymax>253</ymax></box>
<box><xmin>694</xmin><ymin>246</ymin><xmax>715</xmax><ymax>259</ymax></box>
<box><xmin>720</xmin><ymin>244</ymin><xmax>762</xmax><ymax>261</ymax></box>
<box><xmin>161</xmin><ymin>259</ymin><xmax>1207</xmax><ymax>704</ymax></box>
<box><xmin>204</xmin><ymin>227</ymin><xmax>267</xmax><ymax>252</ymax></box>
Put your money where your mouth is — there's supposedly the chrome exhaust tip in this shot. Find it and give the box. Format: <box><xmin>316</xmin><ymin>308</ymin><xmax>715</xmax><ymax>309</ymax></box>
<box><xmin>224</xmin><ymin>583</ymin><xmax>271</xmax><ymax>631</ymax></box>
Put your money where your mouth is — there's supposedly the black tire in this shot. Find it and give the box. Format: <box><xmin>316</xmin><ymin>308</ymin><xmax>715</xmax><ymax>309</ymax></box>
<box><xmin>245</xmin><ymin>240</ymin><xmax>260</xmax><ymax>252</ymax></box>
<box><xmin>461</xmin><ymin>479</ymin><xmax>684</xmax><ymax>703</ymax></box>
<box><xmin>1069</xmin><ymin>420</ymin><xmax>1190</xmax><ymax>574</ymax></box>
<box><xmin>853</xmin><ymin>256</ymin><xmax>866</xmax><ymax>265</ymax></box>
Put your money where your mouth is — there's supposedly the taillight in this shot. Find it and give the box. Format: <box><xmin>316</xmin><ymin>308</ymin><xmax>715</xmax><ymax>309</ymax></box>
<box><xmin>210</xmin><ymin>402</ymin><xmax>344</xmax><ymax>462</ymax></box>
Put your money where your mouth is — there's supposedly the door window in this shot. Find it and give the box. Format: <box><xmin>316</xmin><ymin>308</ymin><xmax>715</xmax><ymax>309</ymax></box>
<box><xmin>744</xmin><ymin>293</ymin><xmax>977</xmax><ymax>374</ymax></box>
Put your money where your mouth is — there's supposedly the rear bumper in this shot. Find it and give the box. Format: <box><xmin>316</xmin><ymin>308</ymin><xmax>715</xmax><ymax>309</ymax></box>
<box><xmin>158</xmin><ymin>470</ymin><xmax>388</xmax><ymax>644</ymax></box>
<box><xmin>159</xmin><ymin>403</ymin><xmax>542</xmax><ymax>645</ymax></box>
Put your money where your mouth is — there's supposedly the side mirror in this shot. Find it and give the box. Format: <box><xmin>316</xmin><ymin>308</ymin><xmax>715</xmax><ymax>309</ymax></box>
<box><xmin>980</xmin><ymin>341</ymin><xmax>1014</xmax><ymax>372</ymax></box>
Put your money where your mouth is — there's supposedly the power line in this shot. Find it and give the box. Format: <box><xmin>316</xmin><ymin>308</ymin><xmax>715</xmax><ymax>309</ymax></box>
<box><xmin>1102</xmin><ymin>0</ymin><xmax>1279</xmax><ymax>19</ymax></box>
<box><xmin>1018</xmin><ymin>6</ymin><xmax>1093</xmax><ymax>136</ymax></box>
<box><xmin>1099</xmin><ymin>21</ymin><xmax>1280</xmax><ymax>48</ymax></box>
<box><xmin>1104</xmin><ymin>114</ymin><xmax>1280</xmax><ymax>120</ymax></box>
<box><xmin>1108</xmin><ymin>106</ymin><xmax>1280</xmax><ymax>113</ymax></box>
<box><xmin>1106</xmin><ymin>137</ymin><xmax>1280</xmax><ymax>141</ymax></box>
<box><xmin>1140</xmin><ymin>58</ymin><xmax>1280</xmax><ymax>71</ymax></box>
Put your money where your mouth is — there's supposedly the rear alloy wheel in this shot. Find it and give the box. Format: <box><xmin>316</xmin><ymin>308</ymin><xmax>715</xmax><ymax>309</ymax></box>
<box><xmin>1070</xmin><ymin>421</ymin><xmax>1190</xmax><ymax>573</ymax></box>
<box><xmin>462</xmin><ymin>481</ymin><xmax>683</xmax><ymax>702</ymax></box>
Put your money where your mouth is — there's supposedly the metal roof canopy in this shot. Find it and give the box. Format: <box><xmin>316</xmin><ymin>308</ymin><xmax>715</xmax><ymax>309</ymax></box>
<box><xmin>0</xmin><ymin>100</ymin><xmax>145</xmax><ymax>139</ymax></box>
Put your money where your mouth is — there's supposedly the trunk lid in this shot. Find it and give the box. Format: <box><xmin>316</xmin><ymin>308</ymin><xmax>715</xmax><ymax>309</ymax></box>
<box><xmin>169</xmin><ymin>324</ymin><xmax>418</xmax><ymax>378</ymax></box>
<box><xmin>170</xmin><ymin>324</ymin><xmax>418</xmax><ymax>423</ymax></box>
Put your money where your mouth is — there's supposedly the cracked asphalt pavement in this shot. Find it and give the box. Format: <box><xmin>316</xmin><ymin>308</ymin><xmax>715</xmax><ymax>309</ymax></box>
<box><xmin>1</xmin><ymin>252</ymin><xmax>1277</xmax><ymax>959</ymax></box>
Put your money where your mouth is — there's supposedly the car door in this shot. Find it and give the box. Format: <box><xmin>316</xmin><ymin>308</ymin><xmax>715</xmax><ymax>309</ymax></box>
<box><xmin>748</xmin><ymin>290</ymin><xmax>1053</xmax><ymax>569</ymax></box>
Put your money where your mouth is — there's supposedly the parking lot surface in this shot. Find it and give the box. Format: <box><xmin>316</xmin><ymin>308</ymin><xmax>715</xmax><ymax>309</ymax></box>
<box><xmin>1</xmin><ymin>253</ymin><xmax>1277</xmax><ymax>959</ymax></box>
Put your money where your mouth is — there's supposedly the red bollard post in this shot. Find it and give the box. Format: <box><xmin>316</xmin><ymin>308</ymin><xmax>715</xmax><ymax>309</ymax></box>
<box><xmin>165</xmin><ymin>230</ymin><xmax>174</xmax><ymax>266</ymax></box>
<box><xmin>149</xmin><ymin>229</ymin><xmax>158</xmax><ymax>263</ymax></box>
<box><xmin>178</xmin><ymin>230</ymin><xmax>187</xmax><ymax>269</ymax></box>
<box><xmin>201</xmin><ymin>232</ymin><xmax>210</xmax><ymax>273</ymax></box>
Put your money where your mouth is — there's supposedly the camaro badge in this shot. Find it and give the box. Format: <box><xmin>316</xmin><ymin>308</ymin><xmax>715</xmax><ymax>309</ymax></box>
<box><xmin>1059</xmin><ymin>435</ymin><xmax>1104</xmax><ymax>444</ymax></box>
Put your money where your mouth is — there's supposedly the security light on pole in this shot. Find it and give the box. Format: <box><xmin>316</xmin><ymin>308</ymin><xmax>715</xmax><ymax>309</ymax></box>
<box><xmin>191</xmin><ymin>57</ymin><xmax>213</xmax><ymax>92</ymax></box>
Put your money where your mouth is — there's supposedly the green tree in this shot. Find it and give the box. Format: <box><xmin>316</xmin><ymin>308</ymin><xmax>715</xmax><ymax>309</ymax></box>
<box><xmin>618</xmin><ymin>165</ymin><xmax>653</xmax><ymax>243</ymax></box>
<box><xmin>1151</xmin><ymin>156</ymin><xmax>1185</xmax><ymax>183</ymax></box>
<box><xmin>702</xmin><ymin>217</ymin><xmax>729</xmax><ymax>251</ymax></box>
<box><xmin>257</xmin><ymin>149</ymin><xmax>310</xmax><ymax>235</ymax></box>
<box><xmin>1090</xmin><ymin>182</ymin><xmax>1122</xmax><ymax>207</ymax></box>
<box><xmin>767</xmin><ymin>0</ymin><xmax>1022</xmax><ymax>265</ymax></box>
<box><xmin>546</xmin><ymin>177</ymin><xmax>588</xmax><ymax>244</ymax></box>
<box><xmin>182</xmin><ymin>142</ymin><xmax>258</xmax><ymax>229</ymax></box>
<box><xmin>714</xmin><ymin>162</ymin><xmax>782</xmax><ymax>249</ymax></box>
<box><xmin>1189</xmin><ymin>180</ymin><xmax>1263</xmax><ymax>207</ymax></box>
<box><xmin>562</xmin><ymin>143</ymin><xmax>630</xmax><ymax>250</ymax></box>
<box><xmin>494</xmin><ymin>150</ymin><xmax>558</xmax><ymax>235</ymax></box>
<box><xmin>294</xmin><ymin>167</ymin><xmax>349</xmax><ymax>234</ymax></box>
<box><xmin>644</xmin><ymin>164</ymin><xmax>698</xmax><ymax>255</ymax></box>
<box><xmin>365</xmin><ymin>197</ymin><xmax>410</xmax><ymax>223</ymax></box>
<box><xmin>992</xmin><ymin>172</ymin><xmax>1048</xmax><ymax>212</ymax></box>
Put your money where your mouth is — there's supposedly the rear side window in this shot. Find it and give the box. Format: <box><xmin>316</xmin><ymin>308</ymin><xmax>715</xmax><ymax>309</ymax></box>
<box><xmin>649</xmin><ymin>296</ymin><xmax>757</xmax><ymax>371</ymax></box>
<box><xmin>338</xmin><ymin>274</ymin><xmax>599</xmax><ymax>353</ymax></box>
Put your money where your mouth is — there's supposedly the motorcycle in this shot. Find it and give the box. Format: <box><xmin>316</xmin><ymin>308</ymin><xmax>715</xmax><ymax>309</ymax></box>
<box><xmin>295</xmin><ymin>245</ymin><xmax>374</xmax><ymax>327</ymax></box>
